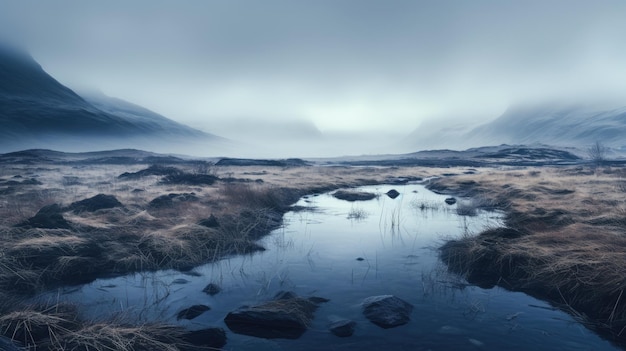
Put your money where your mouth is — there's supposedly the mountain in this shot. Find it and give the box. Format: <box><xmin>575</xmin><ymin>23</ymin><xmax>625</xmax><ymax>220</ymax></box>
<box><xmin>0</xmin><ymin>44</ymin><xmax>223</xmax><ymax>153</ymax></box>
<box><xmin>405</xmin><ymin>101</ymin><xmax>626</xmax><ymax>151</ymax></box>
<box><xmin>466</xmin><ymin>102</ymin><xmax>626</xmax><ymax>148</ymax></box>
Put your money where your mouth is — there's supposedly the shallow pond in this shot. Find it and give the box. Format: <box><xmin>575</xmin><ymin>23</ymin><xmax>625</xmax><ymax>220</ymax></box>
<box><xmin>40</xmin><ymin>184</ymin><xmax>620</xmax><ymax>350</ymax></box>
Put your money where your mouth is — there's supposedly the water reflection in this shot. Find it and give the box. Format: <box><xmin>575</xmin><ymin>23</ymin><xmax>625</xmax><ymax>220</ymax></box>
<box><xmin>40</xmin><ymin>184</ymin><xmax>619</xmax><ymax>350</ymax></box>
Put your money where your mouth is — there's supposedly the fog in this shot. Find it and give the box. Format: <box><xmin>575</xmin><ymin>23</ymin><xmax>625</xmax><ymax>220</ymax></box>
<box><xmin>1</xmin><ymin>1</ymin><xmax>626</xmax><ymax>157</ymax></box>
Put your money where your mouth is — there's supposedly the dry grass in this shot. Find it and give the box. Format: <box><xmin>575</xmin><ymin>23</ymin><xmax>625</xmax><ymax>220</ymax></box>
<box><xmin>434</xmin><ymin>166</ymin><xmax>626</xmax><ymax>339</ymax></box>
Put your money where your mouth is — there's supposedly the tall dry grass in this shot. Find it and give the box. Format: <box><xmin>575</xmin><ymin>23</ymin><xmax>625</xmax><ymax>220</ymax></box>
<box><xmin>434</xmin><ymin>166</ymin><xmax>626</xmax><ymax>339</ymax></box>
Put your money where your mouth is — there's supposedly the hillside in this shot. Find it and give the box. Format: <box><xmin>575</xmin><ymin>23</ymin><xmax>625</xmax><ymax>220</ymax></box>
<box><xmin>0</xmin><ymin>44</ymin><xmax>221</xmax><ymax>152</ymax></box>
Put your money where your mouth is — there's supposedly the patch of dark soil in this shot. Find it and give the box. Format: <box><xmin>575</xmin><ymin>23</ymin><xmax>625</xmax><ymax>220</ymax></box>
<box><xmin>148</xmin><ymin>193</ymin><xmax>199</xmax><ymax>209</ymax></box>
<box><xmin>16</xmin><ymin>204</ymin><xmax>71</xmax><ymax>229</ymax></box>
<box><xmin>67</xmin><ymin>194</ymin><xmax>123</xmax><ymax>213</ymax></box>
<box><xmin>333</xmin><ymin>190</ymin><xmax>377</xmax><ymax>202</ymax></box>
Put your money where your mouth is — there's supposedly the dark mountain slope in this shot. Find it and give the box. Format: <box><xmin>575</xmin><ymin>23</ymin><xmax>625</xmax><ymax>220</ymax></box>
<box><xmin>0</xmin><ymin>44</ymin><xmax>222</xmax><ymax>152</ymax></box>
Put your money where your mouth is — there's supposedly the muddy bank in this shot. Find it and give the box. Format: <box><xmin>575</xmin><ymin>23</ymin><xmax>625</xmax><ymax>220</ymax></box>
<box><xmin>429</xmin><ymin>167</ymin><xmax>626</xmax><ymax>344</ymax></box>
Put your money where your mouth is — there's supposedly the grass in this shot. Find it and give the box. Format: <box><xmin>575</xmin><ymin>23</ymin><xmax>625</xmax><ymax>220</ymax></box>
<box><xmin>0</xmin><ymin>161</ymin><xmax>438</xmax><ymax>350</ymax></box>
<box><xmin>433</xmin><ymin>166</ymin><xmax>626</xmax><ymax>341</ymax></box>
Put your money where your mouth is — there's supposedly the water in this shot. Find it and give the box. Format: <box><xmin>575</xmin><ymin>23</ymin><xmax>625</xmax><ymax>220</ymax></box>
<box><xmin>40</xmin><ymin>184</ymin><xmax>619</xmax><ymax>350</ymax></box>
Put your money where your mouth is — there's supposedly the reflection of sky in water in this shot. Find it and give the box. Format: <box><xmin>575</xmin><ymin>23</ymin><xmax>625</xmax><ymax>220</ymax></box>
<box><xmin>38</xmin><ymin>184</ymin><xmax>618</xmax><ymax>351</ymax></box>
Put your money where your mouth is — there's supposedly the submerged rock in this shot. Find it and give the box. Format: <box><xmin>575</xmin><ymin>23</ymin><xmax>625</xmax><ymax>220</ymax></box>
<box><xmin>385</xmin><ymin>189</ymin><xmax>400</xmax><ymax>199</ymax></box>
<box><xmin>333</xmin><ymin>190</ymin><xmax>377</xmax><ymax>202</ymax></box>
<box><xmin>177</xmin><ymin>305</ymin><xmax>211</xmax><ymax>320</ymax></box>
<box><xmin>180</xmin><ymin>327</ymin><xmax>227</xmax><ymax>350</ymax></box>
<box><xmin>329</xmin><ymin>319</ymin><xmax>356</xmax><ymax>337</ymax></box>
<box><xmin>0</xmin><ymin>336</ymin><xmax>21</xmax><ymax>351</ymax></box>
<box><xmin>224</xmin><ymin>291</ymin><xmax>328</xmax><ymax>339</ymax></box>
<box><xmin>362</xmin><ymin>295</ymin><xmax>413</xmax><ymax>329</ymax></box>
<box><xmin>445</xmin><ymin>197</ymin><xmax>457</xmax><ymax>205</ymax></box>
<box><xmin>202</xmin><ymin>283</ymin><xmax>222</xmax><ymax>296</ymax></box>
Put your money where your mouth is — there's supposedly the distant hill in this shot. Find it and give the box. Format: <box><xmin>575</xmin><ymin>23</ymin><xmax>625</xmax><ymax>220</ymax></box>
<box><xmin>467</xmin><ymin>102</ymin><xmax>626</xmax><ymax>148</ymax></box>
<box><xmin>405</xmin><ymin>102</ymin><xmax>626</xmax><ymax>151</ymax></box>
<box><xmin>0</xmin><ymin>44</ymin><xmax>223</xmax><ymax>152</ymax></box>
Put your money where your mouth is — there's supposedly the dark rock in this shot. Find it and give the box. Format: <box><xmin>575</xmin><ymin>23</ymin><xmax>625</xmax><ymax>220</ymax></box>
<box><xmin>329</xmin><ymin>319</ymin><xmax>356</xmax><ymax>337</ymax></box>
<box><xmin>216</xmin><ymin>158</ymin><xmax>309</xmax><ymax>167</ymax></box>
<box><xmin>385</xmin><ymin>189</ymin><xmax>400</xmax><ymax>199</ymax></box>
<box><xmin>68</xmin><ymin>194</ymin><xmax>123</xmax><ymax>213</ymax></box>
<box><xmin>118</xmin><ymin>165</ymin><xmax>182</xmax><ymax>180</ymax></box>
<box><xmin>308</xmin><ymin>296</ymin><xmax>331</xmax><ymax>304</ymax></box>
<box><xmin>148</xmin><ymin>193</ymin><xmax>198</xmax><ymax>209</ymax></box>
<box><xmin>198</xmin><ymin>214</ymin><xmax>219</xmax><ymax>228</ymax></box>
<box><xmin>180</xmin><ymin>328</ymin><xmax>227</xmax><ymax>350</ymax></box>
<box><xmin>445</xmin><ymin>197</ymin><xmax>457</xmax><ymax>205</ymax></box>
<box><xmin>224</xmin><ymin>292</ymin><xmax>328</xmax><ymax>339</ymax></box>
<box><xmin>362</xmin><ymin>295</ymin><xmax>413</xmax><ymax>329</ymax></box>
<box><xmin>202</xmin><ymin>283</ymin><xmax>222</xmax><ymax>295</ymax></box>
<box><xmin>172</xmin><ymin>278</ymin><xmax>190</xmax><ymax>285</ymax></box>
<box><xmin>131</xmin><ymin>188</ymin><xmax>145</xmax><ymax>193</ymax></box>
<box><xmin>333</xmin><ymin>190</ymin><xmax>377</xmax><ymax>202</ymax></box>
<box><xmin>177</xmin><ymin>305</ymin><xmax>211</xmax><ymax>320</ymax></box>
<box><xmin>356</xmin><ymin>257</ymin><xmax>365</xmax><ymax>261</ymax></box>
<box><xmin>16</xmin><ymin>204</ymin><xmax>71</xmax><ymax>229</ymax></box>
<box><xmin>160</xmin><ymin>173</ymin><xmax>218</xmax><ymax>186</ymax></box>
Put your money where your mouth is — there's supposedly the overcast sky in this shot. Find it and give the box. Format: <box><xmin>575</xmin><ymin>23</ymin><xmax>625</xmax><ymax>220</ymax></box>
<box><xmin>1</xmin><ymin>0</ymin><xmax>626</xmax><ymax>141</ymax></box>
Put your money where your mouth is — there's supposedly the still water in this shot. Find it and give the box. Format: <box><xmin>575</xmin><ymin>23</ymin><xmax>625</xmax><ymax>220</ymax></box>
<box><xmin>42</xmin><ymin>184</ymin><xmax>619</xmax><ymax>350</ymax></box>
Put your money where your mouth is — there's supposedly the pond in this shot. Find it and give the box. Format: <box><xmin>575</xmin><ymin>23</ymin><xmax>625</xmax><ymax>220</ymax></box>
<box><xmin>40</xmin><ymin>184</ymin><xmax>619</xmax><ymax>350</ymax></box>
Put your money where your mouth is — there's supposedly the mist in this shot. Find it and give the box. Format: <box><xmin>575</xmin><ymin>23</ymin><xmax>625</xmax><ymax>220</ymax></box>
<box><xmin>1</xmin><ymin>0</ymin><xmax>626</xmax><ymax>157</ymax></box>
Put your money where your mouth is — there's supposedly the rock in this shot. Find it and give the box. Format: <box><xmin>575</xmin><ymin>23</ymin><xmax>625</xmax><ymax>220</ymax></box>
<box><xmin>177</xmin><ymin>305</ymin><xmax>211</xmax><ymax>320</ymax></box>
<box><xmin>148</xmin><ymin>193</ymin><xmax>198</xmax><ymax>209</ymax></box>
<box><xmin>68</xmin><ymin>194</ymin><xmax>123</xmax><ymax>213</ymax></box>
<box><xmin>202</xmin><ymin>283</ymin><xmax>222</xmax><ymax>295</ymax></box>
<box><xmin>171</xmin><ymin>278</ymin><xmax>190</xmax><ymax>285</ymax></box>
<box><xmin>445</xmin><ymin>197</ymin><xmax>457</xmax><ymax>205</ymax></box>
<box><xmin>385</xmin><ymin>189</ymin><xmax>400</xmax><ymax>199</ymax></box>
<box><xmin>333</xmin><ymin>190</ymin><xmax>377</xmax><ymax>202</ymax></box>
<box><xmin>179</xmin><ymin>328</ymin><xmax>227</xmax><ymax>350</ymax></box>
<box><xmin>329</xmin><ymin>319</ymin><xmax>356</xmax><ymax>337</ymax></box>
<box><xmin>362</xmin><ymin>295</ymin><xmax>413</xmax><ymax>329</ymax></box>
<box><xmin>160</xmin><ymin>173</ymin><xmax>218</xmax><ymax>186</ymax></box>
<box><xmin>198</xmin><ymin>214</ymin><xmax>220</xmax><ymax>228</ymax></box>
<box><xmin>16</xmin><ymin>204</ymin><xmax>71</xmax><ymax>229</ymax></box>
<box><xmin>224</xmin><ymin>291</ymin><xmax>328</xmax><ymax>339</ymax></box>
<box><xmin>356</xmin><ymin>257</ymin><xmax>365</xmax><ymax>261</ymax></box>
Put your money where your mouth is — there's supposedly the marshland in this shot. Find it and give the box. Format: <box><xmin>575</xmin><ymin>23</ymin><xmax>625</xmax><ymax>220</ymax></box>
<box><xmin>0</xmin><ymin>150</ymin><xmax>625</xmax><ymax>350</ymax></box>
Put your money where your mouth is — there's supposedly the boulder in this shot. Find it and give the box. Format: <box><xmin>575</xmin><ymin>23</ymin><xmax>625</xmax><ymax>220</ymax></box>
<box><xmin>224</xmin><ymin>291</ymin><xmax>328</xmax><ymax>339</ymax></box>
<box><xmin>148</xmin><ymin>193</ymin><xmax>198</xmax><ymax>209</ymax></box>
<box><xmin>198</xmin><ymin>214</ymin><xmax>220</xmax><ymax>228</ymax></box>
<box><xmin>362</xmin><ymin>295</ymin><xmax>413</xmax><ymax>329</ymax></box>
<box><xmin>68</xmin><ymin>194</ymin><xmax>123</xmax><ymax>213</ymax></box>
<box><xmin>329</xmin><ymin>319</ymin><xmax>356</xmax><ymax>337</ymax></box>
<box><xmin>177</xmin><ymin>305</ymin><xmax>211</xmax><ymax>320</ymax></box>
<box><xmin>16</xmin><ymin>204</ymin><xmax>71</xmax><ymax>229</ymax></box>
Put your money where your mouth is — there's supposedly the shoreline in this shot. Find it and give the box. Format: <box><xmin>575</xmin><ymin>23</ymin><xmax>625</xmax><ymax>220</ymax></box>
<box><xmin>428</xmin><ymin>166</ymin><xmax>626</xmax><ymax>345</ymax></box>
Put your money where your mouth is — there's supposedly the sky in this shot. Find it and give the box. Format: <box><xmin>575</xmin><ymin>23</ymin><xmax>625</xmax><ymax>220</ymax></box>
<box><xmin>1</xmin><ymin>1</ymin><xmax>626</xmax><ymax>155</ymax></box>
